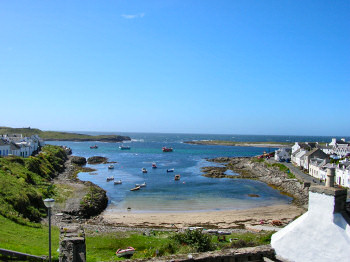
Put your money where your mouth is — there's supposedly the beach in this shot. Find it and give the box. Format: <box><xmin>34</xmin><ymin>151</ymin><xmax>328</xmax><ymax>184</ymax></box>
<box><xmin>102</xmin><ymin>204</ymin><xmax>304</xmax><ymax>229</ymax></box>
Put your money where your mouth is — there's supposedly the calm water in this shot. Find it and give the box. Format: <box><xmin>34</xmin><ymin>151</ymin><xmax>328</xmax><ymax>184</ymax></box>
<box><xmin>47</xmin><ymin>132</ymin><xmax>340</xmax><ymax>213</ymax></box>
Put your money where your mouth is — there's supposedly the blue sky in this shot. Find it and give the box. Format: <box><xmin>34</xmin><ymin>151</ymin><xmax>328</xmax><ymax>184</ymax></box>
<box><xmin>1</xmin><ymin>1</ymin><xmax>349</xmax><ymax>136</ymax></box>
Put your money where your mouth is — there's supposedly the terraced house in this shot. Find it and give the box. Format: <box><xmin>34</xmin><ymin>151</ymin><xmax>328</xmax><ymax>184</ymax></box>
<box><xmin>0</xmin><ymin>134</ymin><xmax>44</xmax><ymax>157</ymax></box>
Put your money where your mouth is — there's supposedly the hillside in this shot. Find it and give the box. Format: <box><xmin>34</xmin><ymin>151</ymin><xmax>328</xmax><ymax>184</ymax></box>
<box><xmin>0</xmin><ymin>145</ymin><xmax>67</xmax><ymax>225</ymax></box>
<box><xmin>0</xmin><ymin>127</ymin><xmax>131</xmax><ymax>142</ymax></box>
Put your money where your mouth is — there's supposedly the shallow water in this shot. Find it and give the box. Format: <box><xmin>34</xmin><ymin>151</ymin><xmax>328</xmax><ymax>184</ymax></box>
<box><xmin>47</xmin><ymin>133</ymin><xmax>295</xmax><ymax>212</ymax></box>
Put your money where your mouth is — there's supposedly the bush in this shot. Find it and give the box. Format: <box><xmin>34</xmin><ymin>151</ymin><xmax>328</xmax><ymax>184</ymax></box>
<box><xmin>171</xmin><ymin>229</ymin><xmax>214</xmax><ymax>252</ymax></box>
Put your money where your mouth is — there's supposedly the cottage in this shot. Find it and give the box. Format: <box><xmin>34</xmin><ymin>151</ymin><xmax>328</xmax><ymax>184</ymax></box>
<box><xmin>274</xmin><ymin>147</ymin><xmax>292</xmax><ymax>161</ymax></box>
<box><xmin>0</xmin><ymin>139</ymin><xmax>10</xmax><ymax>156</ymax></box>
<box><xmin>303</xmin><ymin>148</ymin><xmax>328</xmax><ymax>171</ymax></box>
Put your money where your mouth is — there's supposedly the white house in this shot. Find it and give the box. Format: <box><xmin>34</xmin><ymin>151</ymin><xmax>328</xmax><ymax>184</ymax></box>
<box><xmin>275</xmin><ymin>147</ymin><xmax>292</xmax><ymax>161</ymax></box>
<box><xmin>321</xmin><ymin>138</ymin><xmax>350</xmax><ymax>158</ymax></box>
<box><xmin>309</xmin><ymin>158</ymin><xmax>329</xmax><ymax>180</ymax></box>
<box><xmin>0</xmin><ymin>139</ymin><xmax>10</xmax><ymax>157</ymax></box>
<box><xmin>292</xmin><ymin>149</ymin><xmax>307</xmax><ymax>167</ymax></box>
<box><xmin>9</xmin><ymin>142</ymin><xmax>21</xmax><ymax>156</ymax></box>
<box><xmin>335</xmin><ymin>162</ymin><xmax>350</xmax><ymax>188</ymax></box>
<box><xmin>303</xmin><ymin>148</ymin><xmax>329</xmax><ymax>171</ymax></box>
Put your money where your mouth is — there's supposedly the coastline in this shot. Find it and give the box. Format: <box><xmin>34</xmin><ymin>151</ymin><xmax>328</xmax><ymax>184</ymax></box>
<box><xmin>52</xmin><ymin>150</ymin><xmax>307</xmax><ymax>230</ymax></box>
<box><xmin>102</xmin><ymin>204</ymin><xmax>304</xmax><ymax>229</ymax></box>
<box><xmin>185</xmin><ymin>140</ymin><xmax>292</xmax><ymax>148</ymax></box>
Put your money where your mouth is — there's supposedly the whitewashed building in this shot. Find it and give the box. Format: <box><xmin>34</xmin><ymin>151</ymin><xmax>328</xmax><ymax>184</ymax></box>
<box><xmin>0</xmin><ymin>139</ymin><xmax>10</xmax><ymax>156</ymax></box>
<box><xmin>335</xmin><ymin>162</ymin><xmax>350</xmax><ymax>188</ymax></box>
<box><xmin>303</xmin><ymin>148</ymin><xmax>329</xmax><ymax>171</ymax></box>
<box><xmin>292</xmin><ymin>149</ymin><xmax>307</xmax><ymax>167</ymax></box>
<box><xmin>309</xmin><ymin>158</ymin><xmax>329</xmax><ymax>180</ymax></box>
<box><xmin>274</xmin><ymin>147</ymin><xmax>292</xmax><ymax>161</ymax></box>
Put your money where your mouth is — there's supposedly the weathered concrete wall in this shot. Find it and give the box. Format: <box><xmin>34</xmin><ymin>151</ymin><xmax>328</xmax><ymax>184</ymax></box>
<box><xmin>59</xmin><ymin>226</ymin><xmax>86</xmax><ymax>262</ymax></box>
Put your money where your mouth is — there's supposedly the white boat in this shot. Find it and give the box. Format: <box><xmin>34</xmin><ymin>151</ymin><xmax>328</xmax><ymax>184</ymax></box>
<box><xmin>106</xmin><ymin>176</ymin><xmax>114</xmax><ymax>181</ymax></box>
<box><xmin>141</xmin><ymin>168</ymin><xmax>147</xmax><ymax>173</ymax></box>
<box><xmin>108</xmin><ymin>165</ymin><xmax>114</xmax><ymax>169</ymax></box>
<box><xmin>116</xmin><ymin>247</ymin><xmax>135</xmax><ymax>257</ymax></box>
<box><xmin>167</xmin><ymin>168</ymin><xmax>174</xmax><ymax>172</ymax></box>
<box><xmin>119</xmin><ymin>145</ymin><xmax>131</xmax><ymax>150</ymax></box>
<box><xmin>114</xmin><ymin>180</ymin><xmax>122</xmax><ymax>185</ymax></box>
<box><xmin>135</xmin><ymin>182</ymin><xmax>146</xmax><ymax>187</ymax></box>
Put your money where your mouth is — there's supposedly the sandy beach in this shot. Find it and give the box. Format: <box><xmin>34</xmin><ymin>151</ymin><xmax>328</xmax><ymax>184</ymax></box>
<box><xmin>102</xmin><ymin>204</ymin><xmax>304</xmax><ymax>229</ymax></box>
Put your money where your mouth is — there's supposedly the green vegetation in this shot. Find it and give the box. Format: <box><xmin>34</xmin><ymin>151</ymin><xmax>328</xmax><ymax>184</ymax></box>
<box><xmin>0</xmin><ymin>217</ymin><xmax>273</xmax><ymax>262</ymax></box>
<box><xmin>0</xmin><ymin>215</ymin><xmax>60</xmax><ymax>260</ymax></box>
<box><xmin>0</xmin><ymin>145</ymin><xmax>67</xmax><ymax>225</ymax></box>
<box><xmin>265</xmin><ymin>163</ymin><xmax>296</xmax><ymax>179</ymax></box>
<box><xmin>0</xmin><ymin>126</ymin><xmax>130</xmax><ymax>142</ymax></box>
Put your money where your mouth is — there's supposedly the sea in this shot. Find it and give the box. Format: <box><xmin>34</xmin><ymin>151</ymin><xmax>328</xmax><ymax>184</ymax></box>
<box><xmin>47</xmin><ymin>133</ymin><xmax>349</xmax><ymax>213</ymax></box>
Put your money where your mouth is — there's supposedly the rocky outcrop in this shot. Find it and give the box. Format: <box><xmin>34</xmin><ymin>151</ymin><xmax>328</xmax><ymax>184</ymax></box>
<box><xmin>79</xmin><ymin>182</ymin><xmax>108</xmax><ymax>218</ymax></box>
<box><xmin>71</xmin><ymin>156</ymin><xmax>87</xmax><ymax>166</ymax></box>
<box><xmin>87</xmin><ymin>156</ymin><xmax>108</xmax><ymax>164</ymax></box>
<box><xmin>204</xmin><ymin>157</ymin><xmax>309</xmax><ymax>207</ymax></box>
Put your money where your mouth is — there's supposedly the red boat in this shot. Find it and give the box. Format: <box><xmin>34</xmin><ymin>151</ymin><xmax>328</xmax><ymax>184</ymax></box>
<box><xmin>116</xmin><ymin>247</ymin><xmax>135</xmax><ymax>257</ymax></box>
<box><xmin>162</xmin><ymin>147</ymin><xmax>173</xmax><ymax>152</ymax></box>
<box><xmin>90</xmin><ymin>145</ymin><xmax>98</xmax><ymax>149</ymax></box>
<box><xmin>152</xmin><ymin>163</ymin><xmax>157</xmax><ymax>168</ymax></box>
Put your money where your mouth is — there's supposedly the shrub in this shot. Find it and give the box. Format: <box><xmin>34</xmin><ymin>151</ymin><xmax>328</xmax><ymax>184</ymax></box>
<box><xmin>171</xmin><ymin>229</ymin><xmax>214</xmax><ymax>252</ymax></box>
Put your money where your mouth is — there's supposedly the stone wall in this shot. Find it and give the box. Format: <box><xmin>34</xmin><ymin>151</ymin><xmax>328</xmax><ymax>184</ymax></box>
<box><xmin>59</xmin><ymin>226</ymin><xmax>86</xmax><ymax>262</ymax></box>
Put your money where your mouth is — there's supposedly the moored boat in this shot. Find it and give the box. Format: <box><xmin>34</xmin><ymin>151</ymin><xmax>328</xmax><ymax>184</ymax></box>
<box><xmin>116</xmin><ymin>247</ymin><xmax>135</xmax><ymax>257</ymax></box>
<box><xmin>166</xmin><ymin>168</ymin><xmax>174</xmax><ymax>172</ymax></box>
<box><xmin>174</xmin><ymin>174</ymin><xmax>180</xmax><ymax>181</ymax></box>
<box><xmin>108</xmin><ymin>165</ymin><xmax>114</xmax><ymax>169</ymax></box>
<box><xmin>162</xmin><ymin>147</ymin><xmax>173</xmax><ymax>152</ymax></box>
<box><xmin>130</xmin><ymin>186</ymin><xmax>141</xmax><ymax>191</ymax></box>
<box><xmin>152</xmin><ymin>163</ymin><xmax>157</xmax><ymax>168</ymax></box>
<box><xmin>141</xmin><ymin>168</ymin><xmax>147</xmax><ymax>173</ymax></box>
<box><xmin>106</xmin><ymin>176</ymin><xmax>114</xmax><ymax>181</ymax></box>
<box><xmin>90</xmin><ymin>145</ymin><xmax>98</xmax><ymax>149</ymax></box>
<box><xmin>135</xmin><ymin>182</ymin><xmax>146</xmax><ymax>187</ymax></box>
<box><xmin>119</xmin><ymin>145</ymin><xmax>131</xmax><ymax>150</ymax></box>
<box><xmin>114</xmin><ymin>180</ymin><xmax>122</xmax><ymax>185</ymax></box>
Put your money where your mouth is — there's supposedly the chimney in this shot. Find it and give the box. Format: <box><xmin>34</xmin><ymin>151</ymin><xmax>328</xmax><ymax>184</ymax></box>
<box><xmin>325</xmin><ymin>167</ymin><xmax>335</xmax><ymax>187</ymax></box>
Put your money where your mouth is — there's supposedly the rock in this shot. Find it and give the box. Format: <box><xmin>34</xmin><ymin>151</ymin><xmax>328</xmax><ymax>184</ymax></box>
<box><xmin>71</xmin><ymin>156</ymin><xmax>87</xmax><ymax>166</ymax></box>
<box><xmin>87</xmin><ymin>156</ymin><xmax>108</xmax><ymax>164</ymax></box>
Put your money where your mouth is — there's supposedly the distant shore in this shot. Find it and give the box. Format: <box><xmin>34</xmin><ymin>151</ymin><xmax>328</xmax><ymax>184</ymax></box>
<box><xmin>184</xmin><ymin>140</ymin><xmax>292</xmax><ymax>148</ymax></box>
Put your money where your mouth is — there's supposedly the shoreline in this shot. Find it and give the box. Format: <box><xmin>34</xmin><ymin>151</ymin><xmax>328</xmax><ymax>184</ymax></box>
<box><xmin>184</xmin><ymin>140</ymin><xmax>292</xmax><ymax>148</ymax></box>
<box><xmin>102</xmin><ymin>204</ymin><xmax>304</xmax><ymax>229</ymax></box>
<box><xmin>53</xmin><ymin>151</ymin><xmax>307</xmax><ymax>230</ymax></box>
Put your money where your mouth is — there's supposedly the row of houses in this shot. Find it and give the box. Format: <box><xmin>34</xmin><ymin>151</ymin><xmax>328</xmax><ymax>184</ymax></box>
<box><xmin>275</xmin><ymin>138</ymin><xmax>350</xmax><ymax>188</ymax></box>
<box><xmin>0</xmin><ymin>134</ymin><xmax>45</xmax><ymax>158</ymax></box>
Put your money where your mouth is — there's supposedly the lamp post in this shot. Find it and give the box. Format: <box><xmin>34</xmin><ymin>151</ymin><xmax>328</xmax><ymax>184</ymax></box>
<box><xmin>44</xmin><ymin>198</ymin><xmax>55</xmax><ymax>262</ymax></box>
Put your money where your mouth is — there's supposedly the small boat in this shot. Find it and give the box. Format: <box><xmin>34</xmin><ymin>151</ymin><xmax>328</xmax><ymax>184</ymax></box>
<box><xmin>116</xmin><ymin>247</ymin><xmax>135</xmax><ymax>257</ymax></box>
<box><xmin>119</xmin><ymin>145</ymin><xmax>131</xmax><ymax>150</ymax></box>
<box><xmin>166</xmin><ymin>168</ymin><xmax>174</xmax><ymax>173</ymax></box>
<box><xmin>135</xmin><ymin>182</ymin><xmax>146</xmax><ymax>187</ymax></box>
<box><xmin>106</xmin><ymin>176</ymin><xmax>114</xmax><ymax>181</ymax></box>
<box><xmin>174</xmin><ymin>174</ymin><xmax>180</xmax><ymax>181</ymax></box>
<box><xmin>162</xmin><ymin>147</ymin><xmax>173</xmax><ymax>152</ymax></box>
<box><xmin>90</xmin><ymin>145</ymin><xmax>98</xmax><ymax>149</ymax></box>
<box><xmin>141</xmin><ymin>168</ymin><xmax>147</xmax><ymax>173</ymax></box>
<box><xmin>130</xmin><ymin>186</ymin><xmax>141</xmax><ymax>191</ymax></box>
<box><xmin>108</xmin><ymin>165</ymin><xmax>114</xmax><ymax>169</ymax></box>
<box><xmin>114</xmin><ymin>180</ymin><xmax>122</xmax><ymax>185</ymax></box>
<box><xmin>152</xmin><ymin>163</ymin><xmax>157</xmax><ymax>168</ymax></box>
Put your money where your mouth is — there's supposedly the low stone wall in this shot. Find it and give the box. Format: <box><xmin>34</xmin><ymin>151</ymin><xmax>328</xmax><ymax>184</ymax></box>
<box><xmin>126</xmin><ymin>245</ymin><xmax>276</xmax><ymax>262</ymax></box>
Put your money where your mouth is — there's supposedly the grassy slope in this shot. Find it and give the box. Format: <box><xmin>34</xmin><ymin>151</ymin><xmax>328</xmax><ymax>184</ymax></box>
<box><xmin>0</xmin><ymin>145</ymin><xmax>67</xmax><ymax>225</ymax></box>
<box><xmin>0</xmin><ymin>127</ymin><xmax>130</xmax><ymax>141</ymax></box>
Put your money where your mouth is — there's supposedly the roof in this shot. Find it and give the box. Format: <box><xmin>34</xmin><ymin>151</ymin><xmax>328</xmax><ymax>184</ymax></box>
<box><xmin>9</xmin><ymin>142</ymin><xmax>20</xmax><ymax>150</ymax></box>
<box><xmin>0</xmin><ymin>139</ymin><xmax>9</xmax><ymax>146</ymax></box>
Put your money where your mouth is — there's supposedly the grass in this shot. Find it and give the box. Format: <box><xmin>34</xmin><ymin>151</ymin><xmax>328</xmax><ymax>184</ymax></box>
<box><xmin>0</xmin><ymin>145</ymin><xmax>67</xmax><ymax>225</ymax></box>
<box><xmin>264</xmin><ymin>163</ymin><xmax>296</xmax><ymax>179</ymax></box>
<box><xmin>0</xmin><ymin>215</ymin><xmax>60</xmax><ymax>260</ymax></box>
<box><xmin>0</xmin><ymin>216</ymin><xmax>274</xmax><ymax>261</ymax></box>
<box><xmin>0</xmin><ymin>127</ymin><xmax>129</xmax><ymax>142</ymax></box>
